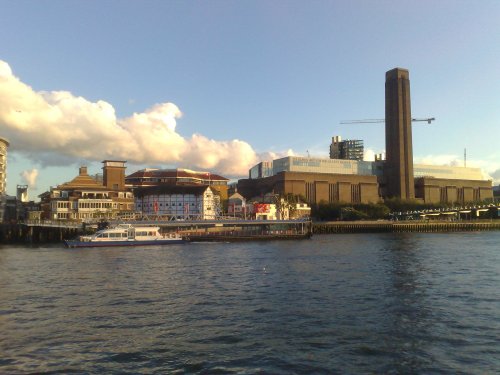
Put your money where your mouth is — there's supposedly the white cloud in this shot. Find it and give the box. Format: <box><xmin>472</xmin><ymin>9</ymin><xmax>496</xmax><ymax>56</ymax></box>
<box><xmin>0</xmin><ymin>60</ymin><xmax>264</xmax><ymax>177</ymax></box>
<box><xmin>257</xmin><ymin>148</ymin><xmax>296</xmax><ymax>162</ymax></box>
<box><xmin>20</xmin><ymin>168</ymin><xmax>39</xmax><ymax>188</ymax></box>
<box><xmin>363</xmin><ymin>148</ymin><xmax>384</xmax><ymax>162</ymax></box>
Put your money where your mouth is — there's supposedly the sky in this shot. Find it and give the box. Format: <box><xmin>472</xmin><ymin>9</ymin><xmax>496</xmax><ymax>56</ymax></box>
<box><xmin>1</xmin><ymin>0</ymin><xmax>499</xmax><ymax>197</ymax></box>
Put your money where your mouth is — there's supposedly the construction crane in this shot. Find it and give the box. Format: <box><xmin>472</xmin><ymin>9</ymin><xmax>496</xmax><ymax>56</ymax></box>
<box><xmin>340</xmin><ymin>117</ymin><xmax>435</xmax><ymax>124</ymax></box>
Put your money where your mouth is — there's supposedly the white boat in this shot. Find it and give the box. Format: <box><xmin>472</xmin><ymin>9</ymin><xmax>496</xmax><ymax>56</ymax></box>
<box><xmin>64</xmin><ymin>224</ymin><xmax>186</xmax><ymax>248</ymax></box>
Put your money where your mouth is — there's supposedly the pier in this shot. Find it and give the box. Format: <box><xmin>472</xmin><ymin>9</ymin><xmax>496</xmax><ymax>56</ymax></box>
<box><xmin>0</xmin><ymin>223</ymin><xmax>80</xmax><ymax>243</ymax></box>
<box><xmin>313</xmin><ymin>220</ymin><xmax>500</xmax><ymax>234</ymax></box>
<box><xmin>2</xmin><ymin>219</ymin><xmax>313</xmax><ymax>244</ymax></box>
<box><xmin>3</xmin><ymin>218</ymin><xmax>500</xmax><ymax>244</ymax></box>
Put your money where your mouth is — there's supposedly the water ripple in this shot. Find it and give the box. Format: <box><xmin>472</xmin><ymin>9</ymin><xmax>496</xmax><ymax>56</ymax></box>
<box><xmin>1</xmin><ymin>232</ymin><xmax>499</xmax><ymax>373</ymax></box>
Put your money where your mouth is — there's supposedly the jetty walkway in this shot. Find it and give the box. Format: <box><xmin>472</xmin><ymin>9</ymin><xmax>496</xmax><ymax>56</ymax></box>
<box><xmin>313</xmin><ymin>220</ymin><xmax>500</xmax><ymax>234</ymax></box>
<box><xmin>2</xmin><ymin>218</ymin><xmax>499</xmax><ymax>243</ymax></box>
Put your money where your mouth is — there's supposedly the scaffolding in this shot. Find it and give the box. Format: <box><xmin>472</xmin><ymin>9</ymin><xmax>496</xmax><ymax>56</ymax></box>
<box><xmin>329</xmin><ymin>136</ymin><xmax>364</xmax><ymax>161</ymax></box>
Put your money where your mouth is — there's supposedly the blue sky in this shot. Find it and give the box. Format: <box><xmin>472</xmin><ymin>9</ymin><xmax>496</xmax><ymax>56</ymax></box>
<box><xmin>1</xmin><ymin>0</ymin><xmax>499</xmax><ymax>197</ymax></box>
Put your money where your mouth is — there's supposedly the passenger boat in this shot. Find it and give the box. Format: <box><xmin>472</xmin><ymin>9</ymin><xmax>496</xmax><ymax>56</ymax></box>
<box><xmin>64</xmin><ymin>224</ymin><xmax>186</xmax><ymax>248</ymax></box>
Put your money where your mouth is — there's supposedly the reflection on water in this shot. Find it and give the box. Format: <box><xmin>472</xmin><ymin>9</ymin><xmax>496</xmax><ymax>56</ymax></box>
<box><xmin>1</xmin><ymin>233</ymin><xmax>499</xmax><ymax>373</ymax></box>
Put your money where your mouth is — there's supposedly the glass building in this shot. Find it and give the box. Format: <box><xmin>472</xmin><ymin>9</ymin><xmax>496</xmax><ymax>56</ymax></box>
<box><xmin>414</xmin><ymin>164</ymin><xmax>484</xmax><ymax>180</ymax></box>
<box><xmin>249</xmin><ymin>161</ymin><xmax>274</xmax><ymax>179</ymax></box>
<box><xmin>329</xmin><ymin>136</ymin><xmax>364</xmax><ymax>161</ymax></box>
<box><xmin>272</xmin><ymin>156</ymin><xmax>374</xmax><ymax>176</ymax></box>
<box><xmin>249</xmin><ymin>156</ymin><xmax>485</xmax><ymax>182</ymax></box>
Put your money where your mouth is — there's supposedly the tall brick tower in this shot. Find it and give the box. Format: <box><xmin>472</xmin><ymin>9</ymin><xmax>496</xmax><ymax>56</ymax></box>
<box><xmin>385</xmin><ymin>68</ymin><xmax>415</xmax><ymax>200</ymax></box>
<box><xmin>102</xmin><ymin>160</ymin><xmax>126</xmax><ymax>190</ymax></box>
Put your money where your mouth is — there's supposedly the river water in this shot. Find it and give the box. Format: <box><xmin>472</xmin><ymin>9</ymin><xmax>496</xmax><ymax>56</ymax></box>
<box><xmin>1</xmin><ymin>232</ymin><xmax>499</xmax><ymax>374</ymax></box>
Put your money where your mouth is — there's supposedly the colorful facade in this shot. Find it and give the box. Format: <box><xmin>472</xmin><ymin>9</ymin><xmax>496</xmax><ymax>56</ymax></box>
<box><xmin>134</xmin><ymin>185</ymin><xmax>221</xmax><ymax>220</ymax></box>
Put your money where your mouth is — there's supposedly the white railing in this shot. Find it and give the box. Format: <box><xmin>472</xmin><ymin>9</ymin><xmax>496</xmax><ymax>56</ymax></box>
<box><xmin>23</xmin><ymin>220</ymin><xmax>83</xmax><ymax>228</ymax></box>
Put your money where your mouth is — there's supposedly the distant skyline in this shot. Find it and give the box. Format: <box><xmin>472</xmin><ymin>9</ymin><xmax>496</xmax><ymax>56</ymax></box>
<box><xmin>1</xmin><ymin>0</ymin><xmax>499</xmax><ymax>197</ymax></box>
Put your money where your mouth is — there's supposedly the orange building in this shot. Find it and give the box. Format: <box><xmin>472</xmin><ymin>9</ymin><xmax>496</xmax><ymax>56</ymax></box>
<box><xmin>39</xmin><ymin>161</ymin><xmax>134</xmax><ymax>220</ymax></box>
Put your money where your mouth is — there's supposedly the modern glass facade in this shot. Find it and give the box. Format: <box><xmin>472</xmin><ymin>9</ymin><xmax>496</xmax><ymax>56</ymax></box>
<box><xmin>272</xmin><ymin>156</ymin><xmax>375</xmax><ymax>176</ymax></box>
<box><xmin>249</xmin><ymin>161</ymin><xmax>274</xmax><ymax>179</ymax></box>
<box><xmin>414</xmin><ymin>164</ymin><xmax>484</xmax><ymax>180</ymax></box>
<box><xmin>249</xmin><ymin>156</ymin><xmax>486</xmax><ymax>182</ymax></box>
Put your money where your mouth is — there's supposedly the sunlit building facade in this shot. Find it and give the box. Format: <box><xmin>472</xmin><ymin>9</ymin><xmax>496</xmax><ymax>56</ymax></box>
<box><xmin>134</xmin><ymin>185</ymin><xmax>220</xmax><ymax>220</ymax></box>
<box><xmin>0</xmin><ymin>137</ymin><xmax>9</xmax><ymax>222</ymax></box>
<box><xmin>39</xmin><ymin>162</ymin><xmax>134</xmax><ymax>220</ymax></box>
<box><xmin>239</xmin><ymin>68</ymin><xmax>493</xmax><ymax>205</ymax></box>
<box><xmin>0</xmin><ymin>137</ymin><xmax>8</xmax><ymax>196</ymax></box>
<box><xmin>126</xmin><ymin>168</ymin><xmax>229</xmax><ymax>201</ymax></box>
<box><xmin>272</xmin><ymin>156</ymin><xmax>374</xmax><ymax>176</ymax></box>
<box><xmin>242</xmin><ymin>156</ymin><xmax>492</xmax><ymax>205</ymax></box>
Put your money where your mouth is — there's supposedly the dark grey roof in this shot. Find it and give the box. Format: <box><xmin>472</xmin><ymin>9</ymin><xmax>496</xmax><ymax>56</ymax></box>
<box><xmin>134</xmin><ymin>185</ymin><xmax>214</xmax><ymax>197</ymax></box>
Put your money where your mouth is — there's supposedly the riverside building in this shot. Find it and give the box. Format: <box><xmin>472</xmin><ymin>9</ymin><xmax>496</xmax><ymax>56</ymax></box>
<box><xmin>39</xmin><ymin>161</ymin><xmax>134</xmax><ymax>220</ymax></box>
<box><xmin>240</xmin><ymin>157</ymin><xmax>492</xmax><ymax>205</ymax></box>
<box><xmin>0</xmin><ymin>137</ymin><xmax>9</xmax><ymax>222</ymax></box>
<box><xmin>126</xmin><ymin>168</ymin><xmax>229</xmax><ymax>201</ymax></box>
<box><xmin>134</xmin><ymin>185</ymin><xmax>220</xmax><ymax>220</ymax></box>
<box><xmin>0</xmin><ymin>137</ymin><xmax>8</xmax><ymax>196</ymax></box>
<box><xmin>238</xmin><ymin>68</ymin><xmax>493</xmax><ymax>205</ymax></box>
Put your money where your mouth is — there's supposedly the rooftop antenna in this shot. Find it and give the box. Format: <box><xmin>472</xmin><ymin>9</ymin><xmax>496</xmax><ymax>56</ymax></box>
<box><xmin>464</xmin><ymin>148</ymin><xmax>467</xmax><ymax>168</ymax></box>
